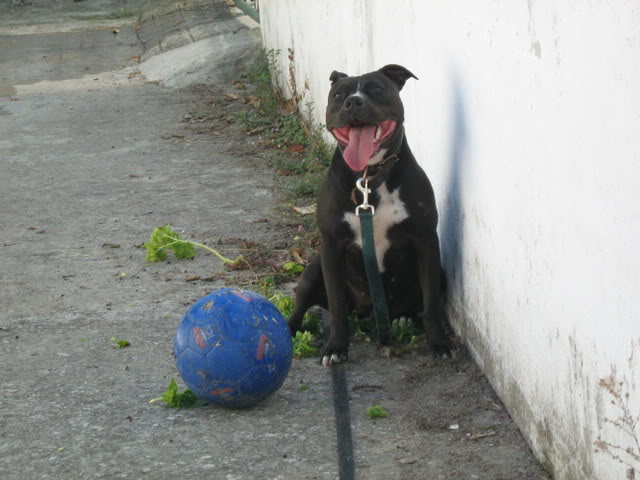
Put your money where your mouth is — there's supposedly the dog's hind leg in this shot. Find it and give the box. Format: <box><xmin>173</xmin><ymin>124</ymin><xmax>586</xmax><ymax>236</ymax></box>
<box><xmin>416</xmin><ymin>232</ymin><xmax>453</xmax><ymax>355</ymax></box>
<box><xmin>288</xmin><ymin>256</ymin><xmax>327</xmax><ymax>334</ymax></box>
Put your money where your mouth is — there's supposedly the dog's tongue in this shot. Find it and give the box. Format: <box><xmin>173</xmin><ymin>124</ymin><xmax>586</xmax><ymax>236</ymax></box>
<box><xmin>343</xmin><ymin>125</ymin><xmax>376</xmax><ymax>171</ymax></box>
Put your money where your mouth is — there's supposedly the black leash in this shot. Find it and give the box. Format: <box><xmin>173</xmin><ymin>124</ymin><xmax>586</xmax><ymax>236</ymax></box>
<box><xmin>327</xmin><ymin>157</ymin><xmax>398</xmax><ymax>479</ymax></box>
<box><xmin>331</xmin><ymin>365</ymin><xmax>355</xmax><ymax>479</ymax></box>
<box><xmin>355</xmin><ymin>177</ymin><xmax>391</xmax><ymax>345</ymax></box>
<box><xmin>324</xmin><ymin>310</ymin><xmax>356</xmax><ymax>480</ymax></box>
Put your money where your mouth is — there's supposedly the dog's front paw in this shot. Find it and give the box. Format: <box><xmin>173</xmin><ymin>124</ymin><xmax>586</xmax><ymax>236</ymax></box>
<box><xmin>319</xmin><ymin>340</ymin><xmax>349</xmax><ymax>366</ymax></box>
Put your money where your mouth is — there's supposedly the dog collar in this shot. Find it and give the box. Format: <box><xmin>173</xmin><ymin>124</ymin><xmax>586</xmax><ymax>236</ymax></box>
<box><xmin>365</xmin><ymin>154</ymin><xmax>400</xmax><ymax>190</ymax></box>
<box><xmin>350</xmin><ymin>154</ymin><xmax>399</xmax><ymax>206</ymax></box>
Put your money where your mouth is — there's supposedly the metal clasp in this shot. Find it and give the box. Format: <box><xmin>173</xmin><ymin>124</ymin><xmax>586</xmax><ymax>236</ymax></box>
<box><xmin>355</xmin><ymin>177</ymin><xmax>375</xmax><ymax>216</ymax></box>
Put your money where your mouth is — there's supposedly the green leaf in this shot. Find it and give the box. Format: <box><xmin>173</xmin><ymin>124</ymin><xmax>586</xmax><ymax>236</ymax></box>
<box><xmin>144</xmin><ymin>225</ymin><xmax>196</xmax><ymax>263</ymax></box>
<box><xmin>390</xmin><ymin>317</ymin><xmax>420</xmax><ymax>343</ymax></box>
<box><xmin>111</xmin><ymin>337</ymin><xmax>130</xmax><ymax>349</ymax></box>
<box><xmin>149</xmin><ymin>378</ymin><xmax>203</xmax><ymax>408</ymax></box>
<box><xmin>163</xmin><ymin>378</ymin><xmax>179</xmax><ymax>406</ymax></box>
<box><xmin>282</xmin><ymin>261</ymin><xmax>304</xmax><ymax>274</ymax></box>
<box><xmin>144</xmin><ymin>225</ymin><xmax>241</xmax><ymax>265</ymax></box>
<box><xmin>367</xmin><ymin>405</ymin><xmax>389</xmax><ymax>419</ymax></box>
<box><xmin>269</xmin><ymin>293</ymin><xmax>295</xmax><ymax>318</ymax></box>
<box><xmin>293</xmin><ymin>331</ymin><xmax>317</xmax><ymax>358</ymax></box>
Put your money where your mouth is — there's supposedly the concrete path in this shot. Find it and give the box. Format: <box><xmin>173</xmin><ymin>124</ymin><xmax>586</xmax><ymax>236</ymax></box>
<box><xmin>0</xmin><ymin>2</ymin><xmax>550</xmax><ymax>479</ymax></box>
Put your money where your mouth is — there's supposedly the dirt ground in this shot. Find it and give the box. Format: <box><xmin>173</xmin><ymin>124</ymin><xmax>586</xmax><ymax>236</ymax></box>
<box><xmin>0</xmin><ymin>1</ymin><xmax>551</xmax><ymax>478</ymax></box>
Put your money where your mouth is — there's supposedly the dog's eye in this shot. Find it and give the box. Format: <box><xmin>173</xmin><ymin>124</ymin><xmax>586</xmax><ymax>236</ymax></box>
<box><xmin>333</xmin><ymin>92</ymin><xmax>344</xmax><ymax>99</ymax></box>
<box><xmin>370</xmin><ymin>86</ymin><xmax>384</xmax><ymax>94</ymax></box>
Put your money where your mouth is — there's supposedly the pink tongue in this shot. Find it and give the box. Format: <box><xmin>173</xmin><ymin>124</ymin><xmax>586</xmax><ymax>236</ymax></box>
<box><xmin>343</xmin><ymin>125</ymin><xmax>376</xmax><ymax>171</ymax></box>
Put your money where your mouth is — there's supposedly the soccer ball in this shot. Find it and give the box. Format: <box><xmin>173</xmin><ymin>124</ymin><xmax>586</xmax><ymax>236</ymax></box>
<box><xmin>174</xmin><ymin>288</ymin><xmax>293</xmax><ymax>408</ymax></box>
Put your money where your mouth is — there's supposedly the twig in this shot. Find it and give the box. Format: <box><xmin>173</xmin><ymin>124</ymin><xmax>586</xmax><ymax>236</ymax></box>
<box><xmin>159</xmin><ymin>233</ymin><xmax>240</xmax><ymax>265</ymax></box>
<box><xmin>595</xmin><ymin>375</ymin><xmax>640</xmax><ymax>472</ymax></box>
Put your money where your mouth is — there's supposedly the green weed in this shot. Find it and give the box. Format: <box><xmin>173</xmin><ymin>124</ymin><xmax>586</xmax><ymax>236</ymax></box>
<box><xmin>256</xmin><ymin>275</ymin><xmax>320</xmax><ymax>334</ymax></box>
<box><xmin>149</xmin><ymin>378</ymin><xmax>204</xmax><ymax>409</ymax></box>
<box><xmin>110</xmin><ymin>337</ymin><xmax>130</xmax><ymax>349</ymax></box>
<box><xmin>390</xmin><ymin>317</ymin><xmax>421</xmax><ymax>343</ymax></box>
<box><xmin>282</xmin><ymin>261</ymin><xmax>305</xmax><ymax>275</ymax></box>
<box><xmin>350</xmin><ymin>313</ymin><xmax>375</xmax><ymax>341</ymax></box>
<box><xmin>367</xmin><ymin>405</ymin><xmax>389</xmax><ymax>419</ymax></box>
<box><xmin>144</xmin><ymin>225</ymin><xmax>243</xmax><ymax>267</ymax></box>
<box><xmin>293</xmin><ymin>331</ymin><xmax>317</xmax><ymax>358</ymax></box>
<box><xmin>272</xmin><ymin>114</ymin><xmax>307</xmax><ymax>146</ymax></box>
<box><xmin>241</xmin><ymin>50</ymin><xmax>333</xmax><ymax>205</ymax></box>
<box><xmin>269</xmin><ymin>292</ymin><xmax>295</xmax><ymax>318</ymax></box>
<box><xmin>237</xmin><ymin>49</ymin><xmax>338</xmax><ymax>271</ymax></box>
<box><xmin>288</xmin><ymin>171</ymin><xmax>324</xmax><ymax>199</ymax></box>
<box><xmin>144</xmin><ymin>225</ymin><xmax>196</xmax><ymax>262</ymax></box>
<box><xmin>255</xmin><ymin>274</ymin><xmax>321</xmax><ymax>338</ymax></box>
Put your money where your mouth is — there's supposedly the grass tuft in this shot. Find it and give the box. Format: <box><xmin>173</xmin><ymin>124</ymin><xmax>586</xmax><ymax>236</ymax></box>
<box><xmin>367</xmin><ymin>405</ymin><xmax>389</xmax><ymax>419</ymax></box>
<box><xmin>239</xmin><ymin>49</ymin><xmax>333</xmax><ymax>206</ymax></box>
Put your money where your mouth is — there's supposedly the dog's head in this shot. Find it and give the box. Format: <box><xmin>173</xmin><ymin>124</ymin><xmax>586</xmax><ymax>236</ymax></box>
<box><xmin>326</xmin><ymin>64</ymin><xmax>417</xmax><ymax>172</ymax></box>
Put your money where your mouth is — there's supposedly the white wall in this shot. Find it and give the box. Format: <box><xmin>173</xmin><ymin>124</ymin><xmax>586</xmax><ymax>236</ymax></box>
<box><xmin>260</xmin><ymin>1</ymin><xmax>640</xmax><ymax>479</ymax></box>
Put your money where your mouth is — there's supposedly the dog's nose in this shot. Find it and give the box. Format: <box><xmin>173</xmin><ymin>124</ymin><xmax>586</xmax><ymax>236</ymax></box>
<box><xmin>344</xmin><ymin>95</ymin><xmax>364</xmax><ymax>110</ymax></box>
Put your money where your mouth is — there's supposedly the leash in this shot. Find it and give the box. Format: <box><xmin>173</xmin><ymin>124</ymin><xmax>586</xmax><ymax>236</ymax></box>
<box><xmin>326</xmin><ymin>157</ymin><xmax>399</xmax><ymax>479</ymax></box>
<box><xmin>331</xmin><ymin>364</ymin><xmax>355</xmax><ymax>479</ymax></box>
<box><xmin>321</xmin><ymin>310</ymin><xmax>356</xmax><ymax>480</ymax></box>
<box><xmin>328</xmin><ymin>183</ymin><xmax>391</xmax><ymax>479</ymax></box>
<box><xmin>355</xmin><ymin>175</ymin><xmax>391</xmax><ymax>345</ymax></box>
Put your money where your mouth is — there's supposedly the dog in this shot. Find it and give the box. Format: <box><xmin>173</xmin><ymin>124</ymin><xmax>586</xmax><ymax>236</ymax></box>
<box><xmin>288</xmin><ymin>64</ymin><xmax>452</xmax><ymax>366</ymax></box>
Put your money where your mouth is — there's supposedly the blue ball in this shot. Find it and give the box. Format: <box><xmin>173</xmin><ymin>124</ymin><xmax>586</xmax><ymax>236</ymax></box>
<box><xmin>174</xmin><ymin>288</ymin><xmax>293</xmax><ymax>409</ymax></box>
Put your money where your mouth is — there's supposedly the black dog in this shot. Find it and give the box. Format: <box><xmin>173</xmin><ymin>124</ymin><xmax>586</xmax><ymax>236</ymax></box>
<box><xmin>288</xmin><ymin>64</ymin><xmax>452</xmax><ymax>366</ymax></box>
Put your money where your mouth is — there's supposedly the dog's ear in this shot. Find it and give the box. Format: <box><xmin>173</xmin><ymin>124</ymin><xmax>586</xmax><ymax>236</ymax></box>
<box><xmin>330</xmin><ymin>70</ymin><xmax>348</xmax><ymax>85</ymax></box>
<box><xmin>378</xmin><ymin>64</ymin><xmax>418</xmax><ymax>90</ymax></box>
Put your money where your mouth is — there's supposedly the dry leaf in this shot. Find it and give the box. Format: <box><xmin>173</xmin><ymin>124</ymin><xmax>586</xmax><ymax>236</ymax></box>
<box><xmin>287</xmin><ymin>144</ymin><xmax>305</xmax><ymax>153</ymax></box>
<box><xmin>293</xmin><ymin>204</ymin><xmax>316</xmax><ymax>215</ymax></box>
<box><xmin>249</xmin><ymin>125</ymin><xmax>269</xmax><ymax>135</ymax></box>
<box><xmin>244</xmin><ymin>95</ymin><xmax>260</xmax><ymax>107</ymax></box>
<box><xmin>281</xmin><ymin>101</ymin><xmax>297</xmax><ymax>114</ymax></box>
<box><xmin>290</xmin><ymin>247</ymin><xmax>304</xmax><ymax>264</ymax></box>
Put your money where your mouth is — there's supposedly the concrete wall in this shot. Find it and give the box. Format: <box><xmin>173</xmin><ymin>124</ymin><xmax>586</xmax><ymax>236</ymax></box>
<box><xmin>260</xmin><ymin>1</ymin><xmax>640</xmax><ymax>479</ymax></box>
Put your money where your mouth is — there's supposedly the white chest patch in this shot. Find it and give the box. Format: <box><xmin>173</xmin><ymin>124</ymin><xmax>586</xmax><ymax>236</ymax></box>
<box><xmin>343</xmin><ymin>183</ymin><xmax>409</xmax><ymax>272</ymax></box>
